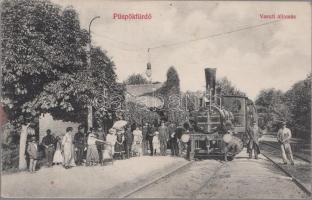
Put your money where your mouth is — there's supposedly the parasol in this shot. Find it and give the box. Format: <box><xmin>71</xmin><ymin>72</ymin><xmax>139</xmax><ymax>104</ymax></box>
<box><xmin>113</xmin><ymin>120</ymin><xmax>128</xmax><ymax>129</ymax></box>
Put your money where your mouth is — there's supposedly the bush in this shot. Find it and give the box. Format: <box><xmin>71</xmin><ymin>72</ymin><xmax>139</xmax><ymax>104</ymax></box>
<box><xmin>2</xmin><ymin>143</ymin><xmax>19</xmax><ymax>171</ymax></box>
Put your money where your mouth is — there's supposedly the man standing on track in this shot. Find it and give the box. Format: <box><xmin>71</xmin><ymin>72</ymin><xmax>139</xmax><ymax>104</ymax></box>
<box><xmin>247</xmin><ymin>121</ymin><xmax>262</xmax><ymax>159</ymax></box>
<box><xmin>277</xmin><ymin>122</ymin><xmax>294</xmax><ymax>165</ymax></box>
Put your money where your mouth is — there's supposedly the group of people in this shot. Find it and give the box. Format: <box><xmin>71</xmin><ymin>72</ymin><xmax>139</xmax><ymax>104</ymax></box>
<box><xmin>245</xmin><ymin>120</ymin><xmax>294</xmax><ymax>165</ymax></box>
<box><xmin>25</xmin><ymin>119</ymin><xmax>295</xmax><ymax>173</ymax></box>
<box><xmin>26</xmin><ymin>120</ymin><xmax>190</xmax><ymax>173</ymax></box>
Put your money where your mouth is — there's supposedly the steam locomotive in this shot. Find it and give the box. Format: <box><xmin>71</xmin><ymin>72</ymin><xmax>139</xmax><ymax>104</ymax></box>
<box><xmin>186</xmin><ymin>68</ymin><xmax>258</xmax><ymax>161</ymax></box>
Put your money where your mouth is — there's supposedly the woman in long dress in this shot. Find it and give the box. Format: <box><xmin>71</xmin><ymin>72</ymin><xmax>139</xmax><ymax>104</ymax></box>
<box><xmin>132</xmin><ymin>127</ymin><xmax>143</xmax><ymax>156</ymax></box>
<box><xmin>86</xmin><ymin>130</ymin><xmax>100</xmax><ymax>166</ymax></box>
<box><xmin>53</xmin><ymin>136</ymin><xmax>63</xmax><ymax>165</ymax></box>
<box><xmin>62</xmin><ymin>127</ymin><xmax>76</xmax><ymax>169</ymax></box>
<box><xmin>114</xmin><ymin>130</ymin><xmax>125</xmax><ymax>159</ymax></box>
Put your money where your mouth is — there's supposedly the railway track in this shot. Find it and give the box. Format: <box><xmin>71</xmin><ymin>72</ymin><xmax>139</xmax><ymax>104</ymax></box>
<box><xmin>261</xmin><ymin>141</ymin><xmax>311</xmax><ymax>163</ymax></box>
<box><xmin>121</xmin><ymin>150</ymin><xmax>310</xmax><ymax>198</ymax></box>
<box><xmin>120</xmin><ymin>160</ymin><xmax>195</xmax><ymax>198</ymax></box>
<box><xmin>121</xmin><ymin>159</ymin><xmax>225</xmax><ymax>198</ymax></box>
<box><xmin>260</xmin><ymin>145</ymin><xmax>311</xmax><ymax>196</ymax></box>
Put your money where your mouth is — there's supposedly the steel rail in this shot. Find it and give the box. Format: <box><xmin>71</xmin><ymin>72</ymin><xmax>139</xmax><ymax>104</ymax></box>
<box><xmin>191</xmin><ymin>161</ymin><xmax>226</xmax><ymax>199</ymax></box>
<box><xmin>261</xmin><ymin>152</ymin><xmax>311</xmax><ymax>196</ymax></box>
<box><xmin>120</xmin><ymin>160</ymin><xmax>194</xmax><ymax>198</ymax></box>
<box><xmin>261</xmin><ymin>141</ymin><xmax>311</xmax><ymax>163</ymax></box>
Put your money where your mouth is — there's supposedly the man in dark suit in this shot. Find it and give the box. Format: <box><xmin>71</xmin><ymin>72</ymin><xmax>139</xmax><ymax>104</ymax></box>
<box><xmin>74</xmin><ymin>125</ymin><xmax>86</xmax><ymax>165</ymax></box>
<box><xmin>247</xmin><ymin>121</ymin><xmax>262</xmax><ymax>159</ymax></box>
<box><xmin>147</xmin><ymin>124</ymin><xmax>156</xmax><ymax>156</ymax></box>
<box><xmin>42</xmin><ymin>129</ymin><xmax>55</xmax><ymax>167</ymax></box>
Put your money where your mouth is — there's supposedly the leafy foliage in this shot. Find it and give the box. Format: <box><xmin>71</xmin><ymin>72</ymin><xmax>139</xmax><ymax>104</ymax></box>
<box><xmin>124</xmin><ymin>102</ymin><xmax>159</xmax><ymax>125</ymax></box>
<box><xmin>216</xmin><ymin>77</ymin><xmax>246</xmax><ymax>97</ymax></box>
<box><xmin>255</xmin><ymin>88</ymin><xmax>290</xmax><ymax>131</ymax></box>
<box><xmin>124</xmin><ymin>73</ymin><xmax>148</xmax><ymax>85</ymax></box>
<box><xmin>1</xmin><ymin>0</ymin><xmax>124</xmax><ymax>127</ymax></box>
<box><xmin>255</xmin><ymin>74</ymin><xmax>311</xmax><ymax>139</ymax></box>
<box><xmin>284</xmin><ymin>74</ymin><xmax>311</xmax><ymax>138</ymax></box>
<box><xmin>155</xmin><ymin>66</ymin><xmax>183</xmax><ymax>123</ymax></box>
<box><xmin>1</xmin><ymin>0</ymin><xmax>88</xmax><ymax>125</ymax></box>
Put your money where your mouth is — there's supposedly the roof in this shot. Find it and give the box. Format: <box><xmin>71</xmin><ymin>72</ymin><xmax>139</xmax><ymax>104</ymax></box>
<box><xmin>126</xmin><ymin>83</ymin><xmax>164</xmax><ymax>108</ymax></box>
<box><xmin>126</xmin><ymin>83</ymin><xmax>163</xmax><ymax>97</ymax></box>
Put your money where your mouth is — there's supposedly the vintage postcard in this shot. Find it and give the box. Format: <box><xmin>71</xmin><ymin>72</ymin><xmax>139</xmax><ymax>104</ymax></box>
<box><xmin>0</xmin><ymin>0</ymin><xmax>311</xmax><ymax>199</ymax></box>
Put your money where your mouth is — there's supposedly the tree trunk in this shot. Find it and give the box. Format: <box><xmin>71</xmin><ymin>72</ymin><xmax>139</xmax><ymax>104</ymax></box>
<box><xmin>18</xmin><ymin>124</ymin><xmax>29</xmax><ymax>170</ymax></box>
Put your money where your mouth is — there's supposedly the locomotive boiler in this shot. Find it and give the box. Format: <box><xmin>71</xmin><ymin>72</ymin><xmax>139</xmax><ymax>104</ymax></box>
<box><xmin>187</xmin><ymin>68</ymin><xmax>258</xmax><ymax>161</ymax></box>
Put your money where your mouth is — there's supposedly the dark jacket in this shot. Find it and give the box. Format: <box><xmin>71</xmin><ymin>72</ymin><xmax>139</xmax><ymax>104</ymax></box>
<box><xmin>124</xmin><ymin>129</ymin><xmax>133</xmax><ymax>145</ymax></box>
<box><xmin>74</xmin><ymin>132</ymin><xmax>85</xmax><ymax>148</ymax></box>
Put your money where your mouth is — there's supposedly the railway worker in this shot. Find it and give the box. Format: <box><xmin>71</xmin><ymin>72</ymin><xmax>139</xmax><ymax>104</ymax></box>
<box><xmin>223</xmin><ymin>121</ymin><xmax>241</xmax><ymax>161</ymax></box>
<box><xmin>247</xmin><ymin>121</ymin><xmax>263</xmax><ymax>159</ymax></box>
<box><xmin>277</xmin><ymin>122</ymin><xmax>294</xmax><ymax>165</ymax></box>
<box><xmin>158</xmin><ymin>121</ymin><xmax>169</xmax><ymax>156</ymax></box>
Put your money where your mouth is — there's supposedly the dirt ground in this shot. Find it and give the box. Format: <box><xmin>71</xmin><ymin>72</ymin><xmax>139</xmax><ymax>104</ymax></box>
<box><xmin>129</xmin><ymin>151</ymin><xmax>309</xmax><ymax>199</ymax></box>
<box><xmin>1</xmin><ymin>156</ymin><xmax>187</xmax><ymax>198</ymax></box>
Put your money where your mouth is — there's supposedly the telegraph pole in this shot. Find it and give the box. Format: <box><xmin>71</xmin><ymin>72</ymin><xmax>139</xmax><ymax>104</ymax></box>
<box><xmin>87</xmin><ymin>16</ymin><xmax>100</xmax><ymax>131</ymax></box>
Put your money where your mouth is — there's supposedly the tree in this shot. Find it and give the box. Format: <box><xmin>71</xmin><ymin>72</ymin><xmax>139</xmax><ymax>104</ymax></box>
<box><xmin>124</xmin><ymin>73</ymin><xmax>148</xmax><ymax>85</ymax></box>
<box><xmin>1</xmin><ymin>0</ymin><xmax>123</xmax><ymax>169</ymax></box>
<box><xmin>216</xmin><ymin>77</ymin><xmax>246</xmax><ymax>96</ymax></box>
<box><xmin>155</xmin><ymin>66</ymin><xmax>183</xmax><ymax>123</ymax></box>
<box><xmin>255</xmin><ymin>89</ymin><xmax>290</xmax><ymax>131</ymax></box>
<box><xmin>1</xmin><ymin>0</ymin><xmax>89</xmax><ymax>126</ymax></box>
<box><xmin>284</xmin><ymin>74</ymin><xmax>311</xmax><ymax>139</ymax></box>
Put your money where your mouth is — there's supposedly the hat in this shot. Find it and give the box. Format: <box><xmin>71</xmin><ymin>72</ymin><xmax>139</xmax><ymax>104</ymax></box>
<box><xmin>109</xmin><ymin>128</ymin><xmax>116</xmax><ymax>134</ymax></box>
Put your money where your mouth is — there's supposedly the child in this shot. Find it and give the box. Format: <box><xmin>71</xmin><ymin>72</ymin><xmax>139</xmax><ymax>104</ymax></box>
<box><xmin>27</xmin><ymin>137</ymin><xmax>39</xmax><ymax>173</ymax></box>
<box><xmin>152</xmin><ymin>131</ymin><xmax>160</xmax><ymax>155</ymax></box>
<box><xmin>53</xmin><ymin>136</ymin><xmax>63</xmax><ymax>165</ymax></box>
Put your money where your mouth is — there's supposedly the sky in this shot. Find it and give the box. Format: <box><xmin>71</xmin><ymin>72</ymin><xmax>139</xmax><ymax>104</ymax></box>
<box><xmin>52</xmin><ymin>0</ymin><xmax>311</xmax><ymax>100</ymax></box>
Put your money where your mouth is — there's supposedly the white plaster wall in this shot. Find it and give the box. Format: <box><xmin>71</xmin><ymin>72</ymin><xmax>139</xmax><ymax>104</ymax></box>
<box><xmin>39</xmin><ymin>113</ymin><xmax>80</xmax><ymax>142</ymax></box>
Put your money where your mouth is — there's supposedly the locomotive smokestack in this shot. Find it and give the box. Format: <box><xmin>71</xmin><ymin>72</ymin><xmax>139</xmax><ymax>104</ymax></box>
<box><xmin>205</xmin><ymin>68</ymin><xmax>216</xmax><ymax>96</ymax></box>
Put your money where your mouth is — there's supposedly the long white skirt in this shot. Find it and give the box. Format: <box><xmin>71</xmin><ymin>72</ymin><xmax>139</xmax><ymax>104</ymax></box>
<box><xmin>53</xmin><ymin>149</ymin><xmax>63</xmax><ymax>164</ymax></box>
